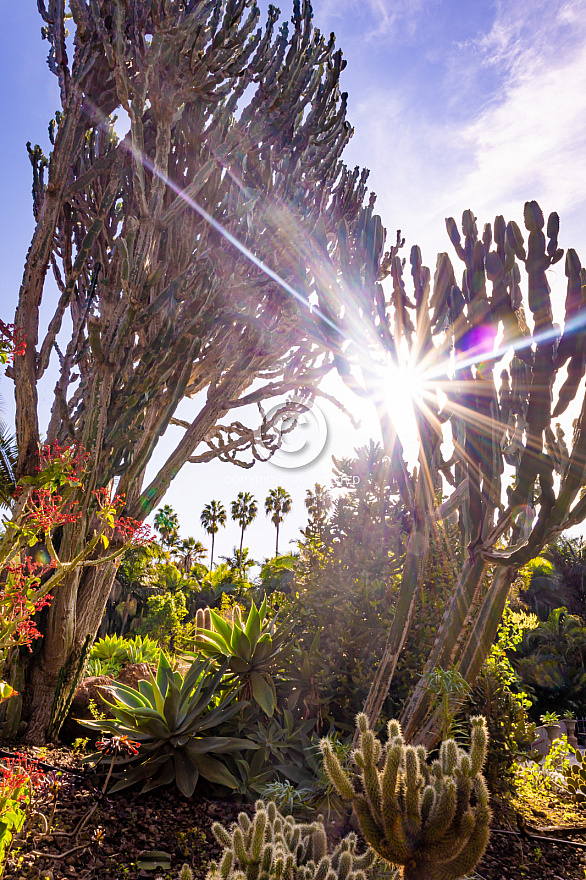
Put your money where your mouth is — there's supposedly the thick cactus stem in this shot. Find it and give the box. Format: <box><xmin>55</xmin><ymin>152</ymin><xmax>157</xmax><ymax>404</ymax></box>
<box><xmin>321</xmin><ymin>717</ymin><xmax>491</xmax><ymax>880</ymax></box>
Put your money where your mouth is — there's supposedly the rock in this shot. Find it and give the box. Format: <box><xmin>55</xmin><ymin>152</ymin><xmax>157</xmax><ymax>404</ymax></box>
<box><xmin>115</xmin><ymin>662</ymin><xmax>156</xmax><ymax>691</ymax></box>
<box><xmin>60</xmin><ymin>662</ymin><xmax>155</xmax><ymax>743</ymax></box>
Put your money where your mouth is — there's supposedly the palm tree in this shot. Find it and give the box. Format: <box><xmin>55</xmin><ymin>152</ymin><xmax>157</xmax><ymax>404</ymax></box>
<box><xmin>303</xmin><ymin>483</ymin><xmax>332</xmax><ymax>541</ymax></box>
<box><xmin>265</xmin><ymin>487</ymin><xmax>292</xmax><ymax>556</ymax></box>
<box><xmin>153</xmin><ymin>504</ymin><xmax>179</xmax><ymax>550</ymax></box>
<box><xmin>200</xmin><ymin>500</ymin><xmax>227</xmax><ymax>569</ymax></box>
<box><xmin>178</xmin><ymin>536</ymin><xmax>207</xmax><ymax>574</ymax></box>
<box><xmin>231</xmin><ymin>492</ymin><xmax>258</xmax><ymax>576</ymax></box>
<box><xmin>221</xmin><ymin>546</ymin><xmax>258</xmax><ymax>579</ymax></box>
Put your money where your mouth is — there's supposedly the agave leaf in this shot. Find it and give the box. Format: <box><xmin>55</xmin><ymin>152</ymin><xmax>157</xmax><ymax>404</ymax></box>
<box><xmin>192</xmin><ymin>753</ymin><xmax>239</xmax><ymax>788</ymax></box>
<box><xmin>103</xmin><ymin>683</ymin><xmax>150</xmax><ymax>710</ymax></box>
<box><xmin>244</xmin><ymin>601</ymin><xmax>261</xmax><ymax>650</ymax></box>
<box><xmin>209</xmin><ymin>609</ymin><xmax>233</xmax><ymax>644</ymax></box>
<box><xmin>109</xmin><ymin>754</ymin><xmax>169</xmax><ymax>792</ymax></box>
<box><xmin>250</xmin><ymin>671</ymin><xmax>276</xmax><ymax>717</ymax></box>
<box><xmin>180</xmin><ymin>657</ymin><xmax>211</xmax><ymax>697</ymax></box>
<box><xmin>148</xmin><ymin>670</ymin><xmax>166</xmax><ymax>716</ymax></box>
<box><xmin>259</xmin><ymin>595</ymin><xmax>267</xmax><ymax>619</ymax></box>
<box><xmin>140</xmin><ymin>758</ymin><xmax>176</xmax><ymax>793</ymax></box>
<box><xmin>178</xmin><ymin>663</ymin><xmax>228</xmax><ymax>720</ymax></box>
<box><xmin>229</xmin><ymin>656</ymin><xmax>251</xmax><ymax>675</ymax></box>
<box><xmin>231</xmin><ymin>627</ymin><xmax>252</xmax><ymax>663</ymax></box>
<box><xmin>177</xmin><ymin>694</ymin><xmax>242</xmax><ymax>736</ymax></box>
<box><xmin>163</xmin><ymin>679</ymin><xmax>181</xmax><ymax>730</ymax></box>
<box><xmin>138</xmin><ymin>679</ymin><xmax>156</xmax><ymax>703</ymax></box>
<box><xmin>192</xmin><ymin>630</ymin><xmax>230</xmax><ymax>656</ymax></box>
<box><xmin>173</xmin><ymin>749</ymin><xmax>200</xmax><ymax>797</ymax></box>
<box><xmin>184</xmin><ymin>736</ymin><xmax>257</xmax><ymax>755</ymax></box>
<box><xmin>156</xmin><ymin>652</ymin><xmax>174</xmax><ymax>698</ymax></box>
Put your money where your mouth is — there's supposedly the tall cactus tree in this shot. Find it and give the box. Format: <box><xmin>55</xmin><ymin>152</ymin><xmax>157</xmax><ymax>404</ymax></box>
<box><xmin>6</xmin><ymin>0</ymin><xmax>386</xmax><ymax>743</ymax></box>
<box><xmin>331</xmin><ymin>201</ymin><xmax>586</xmax><ymax>745</ymax></box>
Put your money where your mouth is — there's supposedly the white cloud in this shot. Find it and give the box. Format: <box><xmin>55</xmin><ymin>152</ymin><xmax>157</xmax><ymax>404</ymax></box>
<box><xmin>343</xmin><ymin>0</ymin><xmax>586</xmax><ymax>282</ymax></box>
<box><xmin>315</xmin><ymin>0</ymin><xmax>426</xmax><ymax>41</ymax></box>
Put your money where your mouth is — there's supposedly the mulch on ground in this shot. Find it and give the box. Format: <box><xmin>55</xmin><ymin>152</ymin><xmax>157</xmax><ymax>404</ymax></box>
<box><xmin>5</xmin><ymin>747</ymin><xmax>586</xmax><ymax>880</ymax></box>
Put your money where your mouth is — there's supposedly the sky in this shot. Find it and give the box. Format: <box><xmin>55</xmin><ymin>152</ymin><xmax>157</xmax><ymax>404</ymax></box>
<box><xmin>2</xmin><ymin>1</ymin><xmax>586</xmax><ymax>563</ymax></box>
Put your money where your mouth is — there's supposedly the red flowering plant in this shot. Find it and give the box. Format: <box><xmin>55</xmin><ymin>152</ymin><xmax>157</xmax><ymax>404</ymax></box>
<box><xmin>0</xmin><ymin>321</ymin><xmax>26</xmax><ymax>365</ymax></box>
<box><xmin>0</xmin><ymin>752</ymin><xmax>44</xmax><ymax>871</ymax></box>
<box><xmin>0</xmin><ymin>442</ymin><xmax>151</xmax><ymax>703</ymax></box>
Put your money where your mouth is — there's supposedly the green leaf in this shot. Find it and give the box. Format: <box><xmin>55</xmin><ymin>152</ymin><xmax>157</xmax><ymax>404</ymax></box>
<box><xmin>244</xmin><ymin>601</ymin><xmax>261</xmax><ymax>649</ymax></box>
<box><xmin>193</xmin><ymin>754</ymin><xmax>239</xmax><ymax>788</ymax></box>
<box><xmin>185</xmin><ymin>736</ymin><xmax>257</xmax><ymax>755</ymax></box>
<box><xmin>250</xmin><ymin>671</ymin><xmax>275</xmax><ymax>716</ymax></box>
<box><xmin>209</xmin><ymin>609</ymin><xmax>233</xmax><ymax>644</ymax></box>
<box><xmin>231</xmin><ymin>627</ymin><xmax>252</xmax><ymax>663</ymax></box>
<box><xmin>173</xmin><ymin>750</ymin><xmax>199</xmax><ymax>797</ymax></box>
<box><xmin>163</xmin><ymin>680</ymin><xmax>181</xmax><ymax>729</ymax></box>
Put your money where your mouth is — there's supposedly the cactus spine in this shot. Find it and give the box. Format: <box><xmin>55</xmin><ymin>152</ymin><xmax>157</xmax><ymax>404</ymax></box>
<box><xmin>207</xmin><ymin>800</ymin><xmax>377</xmax><ymax>880</ymax></box>
<box><xmin>321</xmin><ymin>715</ymin><xmax>491</xmax><ymax>880</ymax></box>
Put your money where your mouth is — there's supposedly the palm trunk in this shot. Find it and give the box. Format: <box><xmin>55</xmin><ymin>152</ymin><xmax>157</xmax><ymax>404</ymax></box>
<box><xmin>210</xmin><ymin>533</ymin><xmax>215</xmax><ymax>569</ymax></box>
<box><xmin>239</xmin><ymin>526</ymin><xmax>244</xmax><ymax>578</ymax></box>
<box><xmin>275</xmin><ymin>521</ymin><xmax>280</xmax><ymax>557</ymax></box>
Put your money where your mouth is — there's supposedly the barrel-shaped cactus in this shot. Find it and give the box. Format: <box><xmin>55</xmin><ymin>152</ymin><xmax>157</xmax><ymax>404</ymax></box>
<box><xmin>321</xmin><ymin>715</ymin><xmax>491</xmax><ymax>880</ymax></box>
<box><xmin>207</xmin><ymin>800</ymin><xmax>377</xmax><ymax>880</ymax></box>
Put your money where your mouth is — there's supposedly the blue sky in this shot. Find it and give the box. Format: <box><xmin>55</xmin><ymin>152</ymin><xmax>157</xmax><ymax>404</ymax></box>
<box><xmin>2</xmin><ymin>1</ymin><xmax>586</xmax><ymax>562</ymax></box>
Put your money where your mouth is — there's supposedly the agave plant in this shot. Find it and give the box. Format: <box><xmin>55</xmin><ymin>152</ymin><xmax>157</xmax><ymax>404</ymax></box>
<box><xmin>124</xmin><ymin>635</ymin><xmax>161</xmax><ymax>666</ymax></box>
<box><xmin>90</xmin><ymin>633</ymin><xmax>129</xmax><ymax>664</ymax></box>
<box><xmin>189</xmin><ymin>598</ymin><xmax>293</xmax><ymax>716</ymax></box>
<box><xmin>80</xmin><ymin>653</ymin><xmax>255</xmax><ymax>796</ymax></box>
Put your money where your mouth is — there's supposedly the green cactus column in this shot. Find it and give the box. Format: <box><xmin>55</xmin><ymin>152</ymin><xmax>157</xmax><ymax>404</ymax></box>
<box><xmin>321</xmin><ymin>715</ymin><xmax>491</xmax><ymax>880</ymax></box>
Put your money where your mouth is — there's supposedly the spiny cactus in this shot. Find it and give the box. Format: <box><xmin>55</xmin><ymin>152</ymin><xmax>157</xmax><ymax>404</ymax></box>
<box><xmin>321</xmin><ymin>715</ymin><xmax>491</xmax><ymax>880</ymax></box>
<box><xmin>207</xmin><ymin>800</ymin><xmax>378</xmax><ymax>880</ymax></box>
<box><xmin>195</xmin><ymin>607</ymin><xmax>212</xmax><ymax>634</ymax></box>
<box><xmin>564</xmin><ymin>747</ymin><xmax>586</xmax><ymax>802</ymax></box>
<box><xmin>178</xmin><ymin>866</ymin><xmax>194</xmax><ymax>880</ymax></box>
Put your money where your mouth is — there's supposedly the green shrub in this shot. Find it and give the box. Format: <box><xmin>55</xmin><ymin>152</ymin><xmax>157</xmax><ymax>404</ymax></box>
<box><xmin>139</xmin><ymin>592</ymin><xmax>188</xmax><ymax>646</ymax></box>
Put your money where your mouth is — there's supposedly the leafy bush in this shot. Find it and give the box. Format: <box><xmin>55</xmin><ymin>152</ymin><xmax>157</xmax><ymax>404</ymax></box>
<box><xmin>218</xmin><ymin>708</ymin><xmax>321</xmax><ymax>800</ymax></box>
<box><xmin>80</xmin><ymin>653</ymin><xmax>254</xmax><ymax>796</ymax></box>
<box><xmin>462</xmin><ymin>602</ymin><xmax>536</xmax><ymax>795</ymax></box>
<box><xmin>138</xmin><ymin>592</ymin><xmax>188</xmax><ymax>646</ymax></box>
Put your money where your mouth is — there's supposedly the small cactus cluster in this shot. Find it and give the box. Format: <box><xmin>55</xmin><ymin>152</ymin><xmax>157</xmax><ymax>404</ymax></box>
<box><xmin>564</xmin><ymin>748</ymin><xmax>586</xmax><ymax>802</ymax></box>
<box><xmin>321</xmin><ymin>715</ymin><xmax>491</xmax><ymax>880</ymax></box>
<box><xmin>207</xmin><ymin>800</ymin><xmax>377</xmax><ymax>880</ymax></box>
